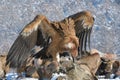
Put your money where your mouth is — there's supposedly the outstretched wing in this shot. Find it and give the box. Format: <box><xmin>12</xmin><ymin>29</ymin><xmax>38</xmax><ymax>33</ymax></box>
<box><xmin>6</xmin><ymin>15</ymin><xmax>55</xmax><ymax>68</ymax></box>
<box><xmin>64</xmin><ymin>11</ymin><xmax>95</xmax><ymax>56</ymax></box>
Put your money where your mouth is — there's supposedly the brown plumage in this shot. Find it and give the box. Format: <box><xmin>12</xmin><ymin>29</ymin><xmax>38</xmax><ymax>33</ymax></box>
<box><xmin>0</xmin><ymin>55</ymin><xmax>9</xmax><ymax>78</ymax></box>
<box><xmin>47</xmin><ymin>19</ymin><xmax>79</xmax><ymax>61</ymax></box>
<box><xmin>6</xmin><ymin>15</ymin><xmax>79</xmax><ymax>68</ymax></box>
<box><xmin>96</xmin><ymin>58</ymin><xmax>115</xmax><ymax>78</ymax></box>
<box><xmin>62</xmin><ymin>11</ymin><xmax>95</xmax><ymax>57</ymax></box>
<box><xmin>0</xmin><ymin>54</ymin><xmax>40</xmax><ymax>78</ymax></box>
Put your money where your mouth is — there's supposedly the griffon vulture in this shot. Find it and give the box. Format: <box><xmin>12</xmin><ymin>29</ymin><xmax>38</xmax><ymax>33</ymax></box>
<box><xmin>6</xmin><ymin>15</ymin><xmax>79</xmax><ymax>68</ymax></box>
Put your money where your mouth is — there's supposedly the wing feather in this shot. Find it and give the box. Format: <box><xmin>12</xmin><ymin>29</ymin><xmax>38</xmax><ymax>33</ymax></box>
<box><xmin>6</xmin><ymin>15</ymin><xmax>54</xmax><ymax>68</ymax></box>
<box><xmin>64</xmin><ymin>11</ymin><xmax>94</xmax><ymax>56</ymax></box>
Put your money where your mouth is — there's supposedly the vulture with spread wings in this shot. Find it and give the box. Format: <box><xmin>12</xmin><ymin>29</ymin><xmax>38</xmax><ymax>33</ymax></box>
<box><xmin>6</xmin><ymin>11</ymin><xmax>94</xmax><ymax>69</ymax></box>
<box><xmin>63</xmin><ymin>11</ymin><xmax>95</xmax><ymax>56</ymax></box>
<box><xmin>6</xmin><ymin>15</ymin><xmax>79</xmax><ymax>68</ymax></box>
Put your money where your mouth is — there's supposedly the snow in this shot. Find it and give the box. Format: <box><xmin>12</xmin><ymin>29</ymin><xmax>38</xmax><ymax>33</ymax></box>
<box><xmin>51</xmin><ymin>73</ymin><xmax>66</xmax><ymax>80</ymax></box>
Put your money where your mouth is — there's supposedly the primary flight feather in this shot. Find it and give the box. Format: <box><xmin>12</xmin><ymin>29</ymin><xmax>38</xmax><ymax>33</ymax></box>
<box><xmin>62</xmin><ymin>11</ymin><xmax>95</xmax><ymax>56</ymax></box>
